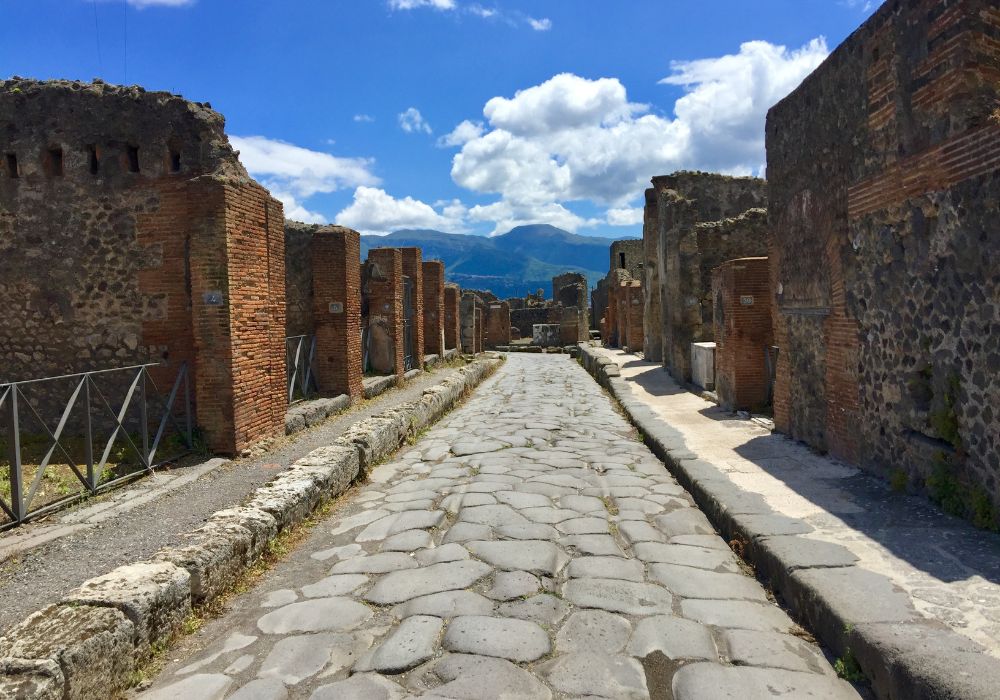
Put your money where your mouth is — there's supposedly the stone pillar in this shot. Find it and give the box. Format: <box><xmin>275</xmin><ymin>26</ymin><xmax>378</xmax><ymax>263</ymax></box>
<box><xmin>311</xmin><ymin>226</ymin><xmax>363</xmax><ymax>400</ymax></box>
<box><xmin>460</xmin><ymin>293</ymin><xmax>479</xmax><ymax>354</ymax></box>
<box><xmin>366</xmin><ymin>248</ymin><xmax>404</xmax><ymax>379</ymax></box>
<box><xmin>475</xmin><ymin>298</ymin><xmax>486</xmax><ymax>353</ymax></box>
<box><xmin>626</xmin><ymin>280</ymin><xmax>644</xmax><ymax>351</ymax></box>
<box><xmin>422</xmin><ymin>260</ymin><xmax>445</xmax><ymax>356</ymax></box>
<box><xmin>560</xmin><ymin>307</ymin><xmax>580</xmax><ymax>346</ymax></box>
<box><xmin>399</xmin><ymin>247</ymin><xmax>424</xmax><ymax>370</ymax></box>
<box><xmin>642</xmin><ymin>187</ymin><xmax>662</xmax><ymax>361</ymax></box>
<box><xmin>444</xmin><ymin>285</ymin><xmax>461</xmax><ymax>350</ymax></box>
<box><xmin>486</xmin><ymin>301</ymin><xmax>511</xmax><ymax>348</ymax></box>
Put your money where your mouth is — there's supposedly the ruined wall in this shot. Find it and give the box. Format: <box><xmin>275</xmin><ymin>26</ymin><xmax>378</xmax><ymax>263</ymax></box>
<box><xmin>767</xmin><ymin>0</ymin><xmax>1000</xmax><ymax>515</ymax></box>
<box><xmin>486</xmin><ymin>302</ymin><xmax>511</xmax><ymax>348</ymax></box>
<box><xmin>365</xmin><ymin>248</ymin><xmax>403</xmax><ymax>377</ymax></box>
<box><xmin>460</xmin><ymin>292</ymin><xmax>480</xmax><ymax>354</ymax></box>
<box><xmin>650</xmin><ymin>172</ymin><xmax>767</xmax><ymax>383</ymax></box>
<box><xmin>591</xmin><ymin>278</ymin><xmax>609</xmax><ymax>335</ymax></box>
<box><xmin>624</xmin><ymin>281</ymin><xmax>644</xmax><ymax>352</ymax></box>
<box><xmin>712</xmin><ymin>257</ymin><xmax>773</xmax><ymax>412</ymax></box>
<box><xmin>312</xmin><ymin>226</ymin><xmax>363</xmax><ymax>400</ymax></box>
<box><xmin>284</xmin><ymin>221</ymin><xmax>318</xmax><ymax>337</ymax></box>
<box><xmin>443</xmin><ymin>285</ymin><xmax>460</xmax><ymax>350</ymax></box>
<box><xmin>610</xmin><ymin>239</ymin><xmax>643</xmax><ymax>281</ymax></box>
<box><xmin>400</xmin><ymin>248</ymin><xmax>424</xmax><ymax>370</ymax></box>
<box><xmin>422</xmin><ymin>260</ymin><xmax>445</xmax><ymax>356</ymax></box>
<box><xmin>510</xmin><ymin>307</ymin><xmax>558</xmax><ymax>339</ymax></box>
<box><xmin>642</xmin><ymin>188</ymin><xmax>662</xmax><ymax>361</ymax></box>
<box><xmin>0</xmin><ymin>78</ymin><xmax>285</xmax><ymax>454</ymax></box>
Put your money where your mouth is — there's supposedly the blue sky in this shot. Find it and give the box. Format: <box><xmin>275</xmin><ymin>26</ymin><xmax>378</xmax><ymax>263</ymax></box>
<box><xmin>1</xmin><ymin>0</ymin><xmax>879</xmax><ymax>236</ymax></box>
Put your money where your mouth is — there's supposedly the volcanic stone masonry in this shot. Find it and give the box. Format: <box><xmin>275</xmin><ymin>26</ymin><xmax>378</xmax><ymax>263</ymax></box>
<box><xmin>364</xmin><ymin>248</ymin><xmax>405</xmax><ymax>378</ymax></box>
<box><xmin>643</xmin><ymin>172</ymin><xmax>767</xmax><ymax>385</ymax></box>
<box><xmin>444</xmin><ymin>284</ymin><xmax>461</xmax><ymax>352</ymax></box>
<box><xmin>766</xmin><ymin>0</ymin><xmax>1000</xmax><ymax>514</ymax></box>
<box><xmin>400</xmin><ymin>247</ymin><xmax>425</xmax><ymax>371</ymax></box>
<box><xmin>422</xmin><ymin>260</ymin><xmax>446</xmax><ymax>357</ymax></box>
<box><xmin>0</xmin><ymin>78</ymin><xmax>286</xmax><ymax>455</ymax></box>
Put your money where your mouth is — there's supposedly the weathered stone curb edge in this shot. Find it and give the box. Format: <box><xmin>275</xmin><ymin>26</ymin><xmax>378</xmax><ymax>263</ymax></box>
<box><xmin>578</xmin><ymin>343</ymin><xmax>1000</xmax><ymax>700</ymax></box>
<box><xmin>0</xmin><ymin>357</ymin><xmax>501</xmax><ymax>699</ymax></box>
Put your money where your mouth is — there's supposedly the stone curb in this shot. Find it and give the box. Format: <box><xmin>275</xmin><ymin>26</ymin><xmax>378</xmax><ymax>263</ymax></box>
<box><xmin>0</xmin><ymin>357</ymin><xmax>501</xmax><ymax>699</ymax></box>
<box><xmin>578</xmin><ymin>344</ymin><xmax>1000</xmax><ymax>700</ymax></box>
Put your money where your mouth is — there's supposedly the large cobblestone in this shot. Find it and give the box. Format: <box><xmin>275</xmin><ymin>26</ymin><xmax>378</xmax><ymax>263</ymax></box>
<box><xmin>139</xmin><ymin>355</ymin><xmax>858</xmax><ymax>699</ymax></box>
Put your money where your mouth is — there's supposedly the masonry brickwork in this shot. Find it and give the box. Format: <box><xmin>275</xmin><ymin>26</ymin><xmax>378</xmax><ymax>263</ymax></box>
<box><xmin>510</xmin><ymin>307</ymin><xmax>560</xmax><ymax>340</ymax></box>
<box><xmin>0</xmin><ymin>78</ymin><xmax>285</xmax><ymax>455</ymax></box>
<box><xmin>486</xmin><ymin>302</ymin><xmax>511</xmax><ymax>349</ymax></box>
<box><xmin>311</xmin><ymin>226</ymin><xmax>363</xmax><ymax>400</ymax></box>
<box><xmin>443</xmin><ymin>285</ymin><xmax>460</xmax><ymax>350</ymax></box>
<box><xmin>460</xmin><ymin>292</ymin><xmax>480</xmax><ymax>354</ymax></box>
<box><xmin>767</xmin><ymin>0</ymin><xmax>1000</xmax><ymax>513</ymax></box>
<box><xmin>284</xmin><ymin>221</ymin><xmax>317</xmax><ymax>338</ymax></box>
<box><xmin>422</xmin><ymin>260</ymin><xmax>445</xmax><ymax>356</ymax></box>
<box><xmin>365</xmin><ymin>248</ymin><xmax>404</xmax><ymax>378</ymax></box>
<box><xmin>646</xmin><ymin>172</ymin><xmax>767</xmax><ymax>384</ymax></box>
<box><xmin>399</xmin><ymin>248</ymin><xmax>424</xmax><ymax>370</ymax></box>
<box><xmin>712</xmin><ymin>257</ymin><xmax>773</xmax><ymax>412</ymax></box>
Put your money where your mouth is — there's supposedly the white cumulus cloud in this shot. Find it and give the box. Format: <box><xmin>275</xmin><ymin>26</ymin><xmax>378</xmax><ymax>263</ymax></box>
<box><xmin>448</xmin><ymin>37</ymin><xmax>828</xmax><ymax>226</ymax></box>
<box><xmin>437</xmin><ymin>120</ymin><xmax>485</xmax><ymax>147</ymax></box>
<box><xmin>353</xmin><ymin>114</ymin><xmax>375</xmax><ymax>123</ymax></box>
<box><xmin>398</xmin><ymin>107</ymin><xmax>433</xmax><ymax>135</ymax></box>
<box><xmin>527</xmin><ymin>17</ymin><xmax>551</xmax><ymax>31</ymax></box>
<box><xmin>230</xmin><ymin>136</ymin><xmax>380</xmax><ymax>225</ymax></box>
<box><xmin>335</xmin><ymin>187</ymin><xmax>465</xmax><ymax>235</ymax></box>
<box><xmin>388</xmin><ymin>0</ymin><xmax>455</xmax><ymax>10</ymax></box>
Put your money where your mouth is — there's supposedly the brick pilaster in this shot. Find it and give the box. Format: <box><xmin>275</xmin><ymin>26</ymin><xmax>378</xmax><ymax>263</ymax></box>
<box><xmin>367</xmin><ymin>248</ymin><xmax>405</xmax><ymax>379</ymax></box>
<box><xmin>312</xmin><ymin>226</ymin><xmax>363</xmax><ymax>400</ymax></box>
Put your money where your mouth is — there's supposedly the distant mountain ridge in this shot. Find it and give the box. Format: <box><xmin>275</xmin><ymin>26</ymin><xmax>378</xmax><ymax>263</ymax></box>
<box><xmin>359</xmin><ymin>224</ymin><xmax>639</xmax><ymax>299</ymax></box>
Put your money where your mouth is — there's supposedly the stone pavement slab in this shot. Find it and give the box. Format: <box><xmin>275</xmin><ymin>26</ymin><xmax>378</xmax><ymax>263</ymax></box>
<box><xmin>138</xmin><ymin>354</ymin><xmax>857</xmax><ymax>699</ymax></box>
<box><xmin>584</xmin><ymin>345</ymin><xmax>1000</xmax><ymax>698</ymax></box>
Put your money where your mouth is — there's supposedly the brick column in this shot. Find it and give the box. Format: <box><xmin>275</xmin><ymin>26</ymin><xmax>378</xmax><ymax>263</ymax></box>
<box><xmin>422</xmin><ymin>260</ymin><xmax>445</xmax><ymax>356</ymax></box>
<box><xmin>626</xmin><ymin>280</ymin><xmax>644</xmax><ymax>351</ymax></box>
<box><xmin>312</xmin><ymin>226</ymin><xmax>363</xmax><ymax>400</ymax></box>
<box><xmin>605</xmin><ymin>284</ymin><xmax>618</xmax><ymax>346</ymax></box>
<box><xmin>460</xmin><ymin>292</ymin><xmax>478</xmax><ymax>353</ymax></box>
<box><xmin>444</xmin><ymin>285</ymin><xmax>460</xmax><ymax>350</ymax></box>
<box><xmin>486</xmin><ymin>301</ymin><xmax>511</xmax><ymax>348</ymax></box>
<box><xmin>399</xmin><ymin>247</ymin><xmax>424</xmax><ymax>370</ymax></box>
<box><xmin>366</xmin><ymin>248</ymin><xmax>405</xmax><ymax>379</ymax></box>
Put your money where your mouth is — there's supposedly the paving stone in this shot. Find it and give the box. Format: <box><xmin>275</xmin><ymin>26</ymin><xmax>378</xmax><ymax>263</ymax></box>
<box><xmin>392</xmin><ymin>590</ymin><xmax>495</xmax><ymax>619</ymax></box>
<box><xmin>385</xmin><ymin>489</ymin><xmax>439</xmax><ymax>503</ymax></box>
<box><xmin>381</xmin><ymin>529</ymin><xmax>434</xmax><ymax>552</ymax></box>
<box><xmin>300</xmin><ymin>574</ymin><xmax>368</xmax><ymax>598</ymax></box>
<box><xmin>519</xmin><ymin>506</ymin><xmax>579</xmax><ymax>523</ymax></box>
<box><xmin>228</xmin><ymin>678</ymin><xmax>287</xmax><ymax>700</ymax></box>
<box><xmin>442</xmin><ymin>522</ymin><xmax>493</xmax><ymax>543</ymax></box>
<box><xmin>563</xmin><ymin>578</ymin><xmax>673</xmax><ymax>615</ymax></box>
<box><xmin>224</xmin><ymin>655</ymin><xmax>255</xmax><ymax>675</ymax></box>
<box><xmin>309</xmin><ymin>673</ymin><xmax>406</xmax><ymax>700</ymax></box>
<box><xmin>722</xmin><ymin>628</ymin><xmax>833</xmax><ymax>675</ymax></box>
<box><xmin>311</xmin><ymin>543</ymin><xmax>363</xmax><ymax>562</ymax></box>
<box><xmin>615</xmin><ymin>497</ymin><xmax>665</xmax><ymax>514</ymax></box>
<box><xmin>176</xmin><ymin>632</ymin><xmax>258</xmax><ymax>674</ymax></box>
<box><xmin>442</xmin><ymin>615</ymin><xmax>550</xmax><ymax>662</ymax></box>
<box><xmin>556</xmin><ymin>516</ymin><xmax>610</xmax><ymax>534</ymax></box>
<box><xmin>649</xmin><ymin>563</ymin><xmax>768</xmax><ymax>601</ymax></box>
<box><xmin>257</xmin><ymin>633</ymin><xmax>352</xmax><ymax>685</ymax></box>
<box><xmin>261</xmin><ymin>589</ymin><xmax>298</xmax><ymax>607</ymax></box>
<box><xmin>427</xmin><ymin>653</ymin><xmax>553</xmax><ymax>700</ymax></box>
<box><xmin>495</xmin><ymin>491</ymin><xmax>552</xmax><ymax>509</ymax></box>
<box><xmin>383</xmin><ymin>499</ymin><xmax>436</xmax><ymax>513</ymax></box>
<box><xmin>671</xmin><ymin>534</ymin><xmax>731</xmax><ymax>550</ymax></box>
<box><xmin>329</xmin><ymin>552</ymin><xmax>417</xmax><ymax>574</ymax></box>
<box><xmin>555</xmin><ymin>609</ymin><xmax>631</xmax><ymax>653</ymax></box>
<box><xmin>559</xmin><ymin>494</ymin><xmax>606</xmax><ymax>513</ymax></box>
<box><xmin>671</xmin><ymin>663</ymin><xmax>857</xmax><ymax>699</ymax></box>
<box><xmin>330</xmin><ymin>509</ymin><xmax>390</xmax><ymax>535</ymax></box>
<box><xmin>497</xmin><ymin>593</ymin><xmax>571</xmax><ymax>625</ymax></box>
<box><xmin>457</xmin><ymin>504</ymin><xmax>529</xmax><ymax>526</ymax></box>
<box><xmin>484</xmin><ymin>571</ymin><xmax>540</xmax><ymax>601</ymax></box>
<box><xmin>354</xmin><ymin>615</ymin><xmax>442</xmax><ymax>673</ymax></box>
<box><xmin>452</xmin><ymin>439</ymin><xmax>508</xmax><ymax>455</ymax></box>
<box><xmin>415</xmin><ymin>543</ymin><xmax>469</xmax><ymax>565</ymax></box>
<box><xmin>441</xmin><ymin>493</ymin><xmax>496</xmax><ymax>512</ymax></box>
<box><xmin>681</xmin><ymin>599</ymin><xmax>793</xmax><ymax>633</ymax></box>
<box><xmin>567</xmin><ymin>556</ymin><xmax>645</xmax><ymax>582</ymax></box>
<box><xmin>627</xmin><ymin>615</ymin><xmax>717</xmax><ymax>660</ymax></box>
<box><xmin>256</xmin><ymin>598</ymin><xmax>372</xmax><ymax>634</ymax></box>
<box><xmin>655</xmin><ymin>509</ymin><xmax>716</xmax><ymax>537</ymax></box>
<box><xmin>633</xmin><ymin>542</ymin><xmax>740</xmax><ymax>572</ymax></box>
<box><xmin>495</xmin><ymin>522</ymin><xmax>560</xmax><ymax>540</ymax></box>
<box><xmin>365</xmin><ymin>560</ymin><xmax>493</xmax><ymax>605</ymax></box>
<box><xmin>143</xmin><ymin>674</ymin><xmax>233</xmax><ymax>700</ymax></box>
<box><xmin>561</xmin><ymin>534</ymin><xmax>625</xmax><ymax>556</ymax></box>
<box><xmin>618</xmin><ymin>520</ymin><xmax>666</xmax><ymax>545</ymax></box>
<box><xmin>539</xmin><ymin>651</ymin><xmax>648</xmax><ymax>699</ymax></box>
<box><xmin>465</xmin><ymin>540</ymin><xmax>569</xmax><ymax>576</ymax></box>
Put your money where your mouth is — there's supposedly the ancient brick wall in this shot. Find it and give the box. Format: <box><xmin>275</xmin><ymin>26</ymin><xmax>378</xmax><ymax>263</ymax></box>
<box><xmin>625</xmin><ymin>281</ymin><xmax>644</xmax><ymax>352</ymax></box>
<box><xmin>642</xmin><ymin>188</ymin><xmax>663</xmax><ymax>361</ymax></box>
<box><xmin>591</xmin><ymin>278</ymin><xmax>609</xmax><ymax>334</ymax></box>
<box><xmin>460</xmin><ymin>292</ymin><xmax>480</xmax><ymax>354</ymax></box>
<box><xmin>422</xmin><ymin>260</ymin><xmax>445</xmax><ymax>356</ymax></box>
<box><xmin>510</xmin><ymin>307</ymin><xmax>558</xmax><ymax>339</ymax></box>
<box><xmin>610</xmin><ymin>239</ymin><xmax>643</xmax><ymax>281</ymax></box>
<box><xmin>560</xmin><ymin>307</ymin><xmax>581</xmax><ymax>346</ymax></box>
<box><xmin>767</xmin><ymin>0</ymin><xmax>1000</xmax><ymax>514</ymax></box>
<box><xmin>486</xmin><ymin>302</ymin><xmax>511</xmax><ymax>348</ymax></box>
<box><xmin>712</xmin><ymin>257</ymin><xmax>773</xmax><ymax>412</ymax></box>
<box><xmin>399</xmin><ymin>248</ymin><xmax>424</xmax><ymax>370</ymax></box>
<box><xmin>0</xmin><ymin>78</ymin><xmax>285</xmax><ymax>455</ymax></box>
<box><xmin>650</xmin><ymin>172</ymin><xmax>767</xmax><ymax>384</ymax></box>
<box><xmin>365</xmin><ymin>248</ymin><xmax>404</xmax><ymax>377</ymax></box>
<box><xmin>443</xmin><ymin>285</ymin><xmax>460</xmax><ymax>350</ymax></box>
<box><xmin>312</xmin><ymin>226</ymin><xmax>363</xmax><ymax>400</ymax></box>
<box><xmin>284</xmin><ymin>221</ymin><xmax>318</xmax><ymax>337</ymax></box>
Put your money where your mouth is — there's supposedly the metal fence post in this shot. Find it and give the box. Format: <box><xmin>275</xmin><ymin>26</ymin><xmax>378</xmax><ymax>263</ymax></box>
<box><xmin>139</xmin><ymin>367</ymin><xmax>149</xmax><ymax>468</ymax></box>
<box><xmin>83</xmin><ymin>375</ymin><xmax>95</xmax><ymax>491</ymax></box>
<box><xmin>6</xmin><ymin>387</ymin><xmax>24</xmax><ymax>523</ymax></box>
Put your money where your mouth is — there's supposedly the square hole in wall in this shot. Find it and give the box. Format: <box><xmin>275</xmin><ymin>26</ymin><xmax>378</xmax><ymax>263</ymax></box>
<box><xmin>169</xmin><ymin>149</ymin><xmax>181</xmax><ymax>173</ymax></box>
<box><xmin>127</xmin><ymin>145</ymin><xmax>140</xmax><ymax>173</ymax></box>
<box><xmin>87</xmin><ymin>145</ymin><xmax>100</xmax><ymax>175</ymax></box>
<box><xmin>4</xmin><ymin>153</ymin><xmax>17</xmax><ymax>178</ymax></box>
<box><xmin>44</xmin><ymin>147</ymin><xmax>63</xmax><ymax>177</ymax></box>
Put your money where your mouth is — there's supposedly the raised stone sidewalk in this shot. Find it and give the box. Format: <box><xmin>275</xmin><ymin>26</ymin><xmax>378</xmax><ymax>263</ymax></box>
<box><xmin>581</xmin><ymin>344</ymin><xmax>1000</xmax><ymax>700</ymax></box>
<box><xmin>137</xmin><ymin>354</ymin><xmax>857</xmax><ymax>699</ymax></box>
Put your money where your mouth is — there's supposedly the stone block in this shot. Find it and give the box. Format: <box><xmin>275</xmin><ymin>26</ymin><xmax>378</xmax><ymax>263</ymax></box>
<box><xmin>0</xmin><ymin>658</ymin><xmax>63</xmax><ymax>700</ymax></box>
<box><xmin>0</xmin><ymin>604</ymin><xmax>135</xmax><ymax>698</ymax></box>
<box><xmin>690</xmin><ymin>342</ymin><xmax>715</xmax><ymax>390</ymax></box>
<box><xmin>62</xmin><ymin>561</ymin><xmax>191</xmax><ymax>650</ymax></box>
<box><xmin>152</xmin><ymin>527</ymin><xmax>254</xmax><ymax>603</ymax></box>
<box><xmin>532</xmin><ymin>324</ymin><xmax>560</xmax><ymax>347</ymax></box>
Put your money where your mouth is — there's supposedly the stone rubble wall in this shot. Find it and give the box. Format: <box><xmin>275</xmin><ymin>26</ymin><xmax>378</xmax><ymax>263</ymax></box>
<box><xmin>0</xmin><ymin>357</ymin><xmax>501</xmax><ymax>699</ymax></box>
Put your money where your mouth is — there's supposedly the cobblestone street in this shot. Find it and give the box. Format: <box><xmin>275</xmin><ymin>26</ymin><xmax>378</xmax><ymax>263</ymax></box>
<box><xmin>141</xmin><ymin>354</ymin><xmax>858</xmax><ymax>699</ymax></box>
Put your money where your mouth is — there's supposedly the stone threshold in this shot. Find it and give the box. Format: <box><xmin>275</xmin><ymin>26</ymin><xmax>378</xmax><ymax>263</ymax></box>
<box><xmin>579</xmin><ymin>343</ymin><xmax>1000</xmax><ymax>700</ymax></box>
<box><xmin>0</xmin><ymin>357</ymin><xmax>502</xmax><ymax>699</ymax></box>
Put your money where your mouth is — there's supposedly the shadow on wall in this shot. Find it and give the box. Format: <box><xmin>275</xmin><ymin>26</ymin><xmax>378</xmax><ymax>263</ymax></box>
<box><xmin>624</xmin><ymin>362</ymin><xmax>1000</xmax><ymax>589</ymax></box>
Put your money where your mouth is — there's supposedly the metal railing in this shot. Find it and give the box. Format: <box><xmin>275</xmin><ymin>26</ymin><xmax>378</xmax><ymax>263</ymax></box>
<box><xmin>285</xmin><ymin>335</ymin><xmax>318</xmax><ymax>403</ymax></box>
<box><xmin>361</xmin><ymin>325</ymin><xmax>371</xmax><ymax>373</ymax></box>
<box><xmin>0</xmin><ymin>363</ymin><xmax>193</xmax><ymax>529</ymax></box>
<box><xmin>402</xmin><ymin>278</ymin><xmax>415</xmax><ymax>371</ymax></box>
